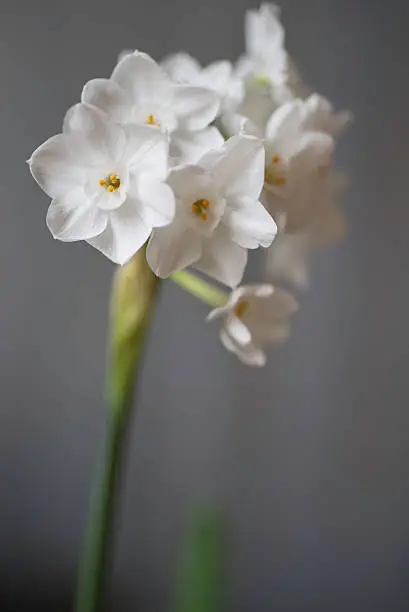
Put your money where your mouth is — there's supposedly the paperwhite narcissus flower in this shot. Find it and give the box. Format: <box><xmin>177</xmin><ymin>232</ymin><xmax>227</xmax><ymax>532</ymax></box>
<box><xmin>29</xmin><ymin>103</ymin><xmax>175</xmax><ymax>265</ymax></box>
<box><xmin>82</xmin><ymin>51</ymin><xmax>220</xmax><ymax>165</ymax></box>
<box><xmin>208</xmin><ymin>284</ymin><xmax>298</xmax><ymax>366</ymax></box>
<box><xmin>265</xmin><ymin>174</ymin><xmax>347</xmax><ymax>288</ymax></box>
<box><xmin>236</xmin><ymin>3</ymin><xmax>287</xmax><ymax>88</ymax></box>
<box><xmin>161</xmin><ymin>53</ymin><xmax>244</xmax><ymax>114</ymax></box>
<box><xmin>147</xmin><ymin>135</ymin><xmax>277</xmax><ymax>287</ymax></box>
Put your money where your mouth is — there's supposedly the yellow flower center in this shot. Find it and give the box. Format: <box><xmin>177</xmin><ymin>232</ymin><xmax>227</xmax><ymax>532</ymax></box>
<box><xmin>234</xmin><ymin>300</ymin><xmax>248</xmax><ymax>319</ymax></box>
<box><xmin>146</xmin><ymin>113</ymin><xmax>160</xmax><ymax>127</ymax></box>
<box><xmin>99</xmin><ymin>173</ymin><xmax>121</xmax><ymax>192</ymax></box>
<box><xmin>191</xmin><ymin>198</ymin><xmax>209</xmax><ymax>221</ymax></box>
<box><xmin>265</xmin><ymin>154</ymin><xmax>286</xmax><ymax>186</ymax></box>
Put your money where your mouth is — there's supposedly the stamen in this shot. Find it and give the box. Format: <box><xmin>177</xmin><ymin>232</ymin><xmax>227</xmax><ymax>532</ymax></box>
<box><xmin>146</xmin><ymin>114</ymin><xmax>160</xmax><ymax>127</ymax></box>
<box><xmin>191</xmin><ymin>198</ymin><xmax>210</xmax><ymax>221</ymax></box>
<box><xmin>272</xmin><ymin>155</ymin><xmax>280</xmax><ymax>164</ymax></box>
<box><xmin>234</xmin><ymin>300</ymin><xmax>248</xmax><ymax>318</ymax></box>
<box><xmin>99</xmin><ymin>173</ymin><xmax>121</xmax><ymax>192</ymax></box>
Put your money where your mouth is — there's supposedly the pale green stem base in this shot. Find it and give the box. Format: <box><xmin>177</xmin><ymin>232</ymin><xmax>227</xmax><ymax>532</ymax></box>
<box><xmin>74</xmin><ymin>266</ymin><xmax>225</xmax><ymax>612</ymax></box>
<box><xmin>170</xmin><ymin>270</ymin><xmax>227</xmax><ymax>308</ymax></box>
<box><xmin>75</xmin><ymin>253</ymin><xmax>157</xmax><ymax>612</ymax></box>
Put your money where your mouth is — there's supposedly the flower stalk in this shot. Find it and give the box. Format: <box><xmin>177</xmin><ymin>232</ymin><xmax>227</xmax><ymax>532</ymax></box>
<box><xmin>170</xmin><ymin>270</ymin><xmax>227</xmax><ymax>308</ymax></box>
<box><xmin>75</xmin><ymin>250</ymin><xmax>158</xmax><ymax>612</ymax></box>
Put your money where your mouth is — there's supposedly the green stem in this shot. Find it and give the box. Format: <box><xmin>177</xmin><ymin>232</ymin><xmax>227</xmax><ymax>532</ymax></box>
<box><xmin>170</xmin><ymin>270</ymin><xmax>227</xmax><ymax>308</ymax></box>
<box><xmin>75</xmin><ymin>252</ymin><xmax>157</xmax><ymax>612</ymax></box>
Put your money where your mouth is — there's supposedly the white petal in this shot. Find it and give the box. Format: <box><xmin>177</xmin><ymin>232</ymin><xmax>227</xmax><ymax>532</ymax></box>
<box><xmin>167</xmin><ymin>164</ymin><xmax>210</xmax><ymax>200</ymax></box>
<box><xmin>194</xmin><ymin>225</ymin><xmax>247</xmax><ymax>288</ymax></box>
<box><xmin>87</xmin><ymin>198</ymin><xmax>151</xmax><ymax>264</ymax></box>
<box><xmin>81</xmin><ymin>78</ymin><xmax>132</xmax><ymax>123</ymax></box>
<box><xmin>225</xmin><ymin>316</ymin><xmax>251</xmax><ymax>345</ymax></box>
<box><xmin>295</xmin><ymin>131</ymin><xmax>334</xmax><ymax>169</ymax></box>
<box><xmin>46</xmin><ymin>190</ymin><xmax>107</xmax><ymax>241</ymax></box>
<box><xmin>135</xmin><ymin>176</ymin><xmax>175</xmax><ymax>228</ymax></box>
<box><xmin>201</xmin><ymin>135</ymin><xmax>265</xmax><ymax>201</ymax></box>
<box><xmin>171</xmin><ymin>127</ymin><xmax>224</xmax><ymax>164</ymax></box>
<box><xmin>112</xmin><ymin>51</ymin><xmax>171</xmax><ymax>105</ymax></box>
<box><xmin>245</xmin><ymin>3</ymin><xmax>284</xmax><ymax>60</ymax></box>
<box><xmin>220</xmin><ymin>113</ymin><xmax>262</xmax><ymax>139</ymax></box>
<box><xmin>265</xmin><ymin>101</ymin><xmax>303</xmax><ymax>146</ymax></box>
<box><xmin>63</xmin><ymin>103</ymin><xmax>126</xmax><ymax>162</ymax></box>
<box><xmin>122</xmin><ymin>124</ymin><xmax>169</xmax><ymax>180</ymax></box>
<box><xmin>172</xmin><ymin>85</ymin><xmax>219</xmax><ymax>131</ymax></box>
<box><xmin>220</xmin><ymin>330</ymin><xmax>266</xmax><ymax>367</ymax></box>
<box><xmin>265</xmin><ymin>232</ymin><xmax>312</xmax><ymax>289</ymax></box>
<box><xmin>161</xmin><ymin>53</ymin><xmax>201</xmax><ymax>83</ymax></box>
<box><xmin>146</xmin><ymin>221</ymin><xmax>202</xmax><ymax>278</ymax></box>
<box><xmin>223</xmin><ymin>196</ymin><xmax>277</xmax><ymax>249</ymax></box>
<box><xmin>29</xmin><ymin>133</ymin><xmax>88</xmax><ymax>199</ymax></box>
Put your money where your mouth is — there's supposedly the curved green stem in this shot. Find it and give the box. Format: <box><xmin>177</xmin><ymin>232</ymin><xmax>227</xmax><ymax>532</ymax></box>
<box><xmin>75</xmin><ymin>252</ymin><xmax>157</xmax><ymax>612</ymax></box>
<box><xmin>170</xmin><ymin>270</ymin><xmax>227</xmax><ymax>308</ymax></box>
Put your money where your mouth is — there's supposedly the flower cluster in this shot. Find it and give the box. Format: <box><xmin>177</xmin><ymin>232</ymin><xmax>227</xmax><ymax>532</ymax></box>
<box><xmin>29</xmin><ymin>3</ymin><xmax>350</xmax><ymax>366</ymax></box>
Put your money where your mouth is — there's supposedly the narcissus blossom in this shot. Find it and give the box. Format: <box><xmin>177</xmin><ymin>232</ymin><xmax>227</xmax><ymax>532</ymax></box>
<box><xmin>208</xmin><ymin>284</ymin><xmax>298</xmax><ymax>366</ymax></box>
<box><xmin>147</xmin><ymin>136</ymin><xmax>277</xmax><ymax>287</ymax></box>
<box><xmin>29</xmin><ymin>103</ymin><xmax>175</xmax><ymax>264</ymax></box>
<box><xmin>265</xmin><ymin>174</ymin><xmax>347</xmax><ymax>288</ymax></box>
<box><xmin>82</xmin><ymin>51</ymin><xmax>219</xmax><ymax>164</ymax></box>
<box><xmin>236</xmin><ymin>3</ymin><xmax>287</xmax><ymax>88</ymax></box>
<box><xmin>162</xmin><ymin>53</ymin><xmax>244</xmax><ymax>114</ymax></box>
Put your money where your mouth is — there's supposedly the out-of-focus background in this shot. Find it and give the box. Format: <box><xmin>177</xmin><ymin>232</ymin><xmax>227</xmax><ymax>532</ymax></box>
<box><xmin>1</xmin><ymin>1</ymin><xmax>409</xmax><ymax>610</ymax></box>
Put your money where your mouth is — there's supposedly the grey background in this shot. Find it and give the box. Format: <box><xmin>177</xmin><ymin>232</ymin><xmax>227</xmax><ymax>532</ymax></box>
<box><xmin>1</xmin><ymin>0</ymin><xmax>409</xmax><ymax>610</ymax></box>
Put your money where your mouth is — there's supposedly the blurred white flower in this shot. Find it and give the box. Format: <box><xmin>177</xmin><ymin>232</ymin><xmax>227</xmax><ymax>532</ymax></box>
<box><xmin>82</xmin><ymin>51</ymin><xmax>219</xmax><ymax>162</ymax></box>
<box><xmin>162</xmin><ymin>53</ymin><xmax>244</xmax><ymax>114</ymax></box>
<box><xmin>236</xmin><ymin>3</ymin><xmax>287</xmax><ymax>89</ymax></box>
<box><xmin>29</xmin><ymin>103</ymin><xmax>175</xmax><ymax>265</ymax></box>
<box><xmin>265</xmin><ymin>174</ymin><xmax>347</xmax><ymax>289</ymax></box>
<box><xmin>147</xmin><ymin>135</ymin><xmax>277</xmax><ymax>287</ymax></box>
<box><xmin>262</xmin><ymin>99</ymin><xmax>333</xmax><ymax>188</ymax></box>
<box><xmin>208</xmin><ymin>284</ymin><xmax>298</xmax><ymax>366</ymax></box>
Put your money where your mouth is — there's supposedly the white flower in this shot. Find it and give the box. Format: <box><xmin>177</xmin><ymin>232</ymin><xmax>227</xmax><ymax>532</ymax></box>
<box><xmin>260</xmin><ymin>98</ymin><xmax>335</xmax><ymax>229</ymax></box>
<box><xmin>161</xmin><ymin>53</ymin><xmax>244</xmax><ymax>114</ymax></box>
<box><xmin>236</xmin><ymin>3</ymin><xmax>287</xmax><ymax>88</ymax></box>
<box><xmin>29</xmin><ymin>103</ymin><xmax>175</xmax><ymax>265</ymax></box>
<box><xmin>146</xmin><ymin>135</ymin><xmax>277</xmax><ymax>287</ymax></box>
<box><xmin>208</xmin><ymin>284</ymin><xmax>298</xmax><ymax>366</ymax></box>
<box><xmin>82</xmin><ymin>51</ymin><xmax>220</xmax><ymax>163</ymax></box>
<box><xmin>265</xmin><ymin>174</ymin><xmax>347</xmax><ymax>289</ymax></box>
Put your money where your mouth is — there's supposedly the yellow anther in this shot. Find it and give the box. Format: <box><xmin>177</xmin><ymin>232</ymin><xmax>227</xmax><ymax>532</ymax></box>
<box><xmin>274</xmin><ymin>176</ymin><xmax>286</xmax><ymax>185</ymax></box>
<box><xmin>272</xmin><ymin>155</ymin><xmax>280</xmax><ymax>164</ymax></box>
<box><xmin>110</xmin><ymin>174</ymin><xmax>117</xmax><ymax>181</ymax></box>
<box><xmin>107</xmin><ymin>185</ymin><xmax>115</xmax><ymax>193</ymax></box>
<box><xmin>99</xmin><ymin>179</ymin><xmax>106</xmax><ymax>186</ymax></box>
<box><xmin>234</xmin><ymin>300</ymin><xmax>248</xmax><ymax>318</ymax></box>
<box><xmin>146</xmin><ymin>114</ymin><xmax>154</xmax><ymax>124</ymax></box>
<box><xmin>191</xmin><ymin>198</ymin><xmax>210</xmax><ymax>221</ymax></box>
